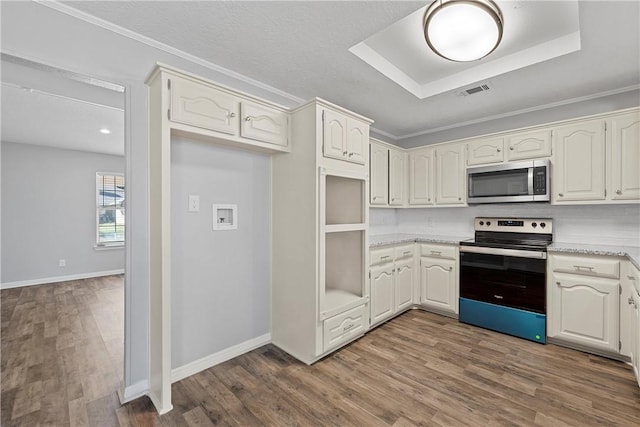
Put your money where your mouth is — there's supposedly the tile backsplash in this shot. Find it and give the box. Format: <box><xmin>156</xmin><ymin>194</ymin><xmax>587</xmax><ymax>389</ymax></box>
<box><xmin>370</xmin><ymin>204</ymin><xmax>640</xmax><ymax>246</ymax></box>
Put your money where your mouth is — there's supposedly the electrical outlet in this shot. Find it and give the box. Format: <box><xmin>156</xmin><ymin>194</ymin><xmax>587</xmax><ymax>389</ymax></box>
<box><xmin>188</xmin><ymin>194</ymin><xmax>200</xmax><ymax>212</ymax></box>
<box><xmin>59</xmin><ymin>259</ymin><xmax>66</xmax><ymax>267</ymax></box>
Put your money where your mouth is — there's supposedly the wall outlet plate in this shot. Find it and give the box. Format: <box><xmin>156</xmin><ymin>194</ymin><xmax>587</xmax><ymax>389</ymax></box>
<box><xmin>212</xmin><ymin>204</ymin><xmax>237</xmax><ymax>230</ymax></box>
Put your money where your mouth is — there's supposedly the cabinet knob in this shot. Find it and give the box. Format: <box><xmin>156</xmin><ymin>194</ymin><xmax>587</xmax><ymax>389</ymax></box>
<box><xmin>372</xmin><ymin>196</ymin><xmax>377</xmax><ymax>200</ymax></box>
<box><xmin>428</xmin><ymin>198</ymin><xmax>431</xmax><ymax>202</ymax></box>
<box><xmin>497</xmin><ymin>148</ymin><xmax>501</xmax><ymax>152</ymax></box>
<box><xmin>348</xmin><ymin>152</ymin><xmax>354</xmax><ymax>157</ymax></box>
<box><xmin>510</xmin><ymin>146</ymin><xmax>514</xmax><ymax>151</ymax></box>
<box><xmin>616</xmin><ymin>189</ymin><xmax>622</xmax><ymax>195</ymax></box>
<box><xmin>558</xmin><ymin>193</ymin><xmax>564</xmax><ymax>197</ymax></box>
<box><xmin>245</xmin><ymin>116</ymin><xmax>254</xmax><ymax>122</ymax></box>
<box><xmin>449</xmin><ymin>267</ymin><xmax>453</xmax><ymax>271</ymax></box>
<box><xmin>343</xmin><ymin>151</ymin><xmax>348</xmax><ymax>155</ymax></box>
<box><xmin>630</xmin><ymin>297</ymin><xmax>635</xmax><ymax>305</ymax></box>
<box><xmin>458</xmin><ymin>197</ymin><xmax>462</xmax><ymax>201</ymax></box>
<box><xmin>556</xmin><ymin>281</ymin><xmax>561</xmax><ymax>285</ymax></box>
<box><xmin>229</xmin><ymin>112</ymin><xmax>236</xmax><ymax>118</ymax></box>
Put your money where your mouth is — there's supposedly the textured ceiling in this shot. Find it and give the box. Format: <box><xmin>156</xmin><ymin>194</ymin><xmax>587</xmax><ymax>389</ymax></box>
<box><xmin>49</xmin><ymin>1</ymin><xmax>640</xmax><ymax>139</ymax></box>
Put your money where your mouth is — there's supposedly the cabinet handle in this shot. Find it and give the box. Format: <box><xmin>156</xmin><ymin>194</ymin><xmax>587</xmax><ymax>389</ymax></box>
<box><xmin>628</xmin><ymin>275</ymin><xmax>637</xmax><ymax>280</ymax></box>
<box><xmin>616</xmin><ymin>189</ymin><xmax>622</xmax><ymax>195</ymax></box>
<box><xmin>343</xmin><ymin>323</ymin><xmax>355</xmax><ymax>332</ymax></box>
<box><xmin>493</xmin><ymin>295</ymin><xmax>504</xmax><ymax>299</ymax></box>
<box><xmin>509</xmin><ymin>146</ymin><xmax>514</xmax><ymax>151</ymax></box>
<box><xmin>630</xmin><ymin>297</ymin><xmax>635</xmax><ymax>305</ymax></box>
<box><xmin>403</xmin><ymin>251</ymin><xmax>411</xmax><ymax>255</ymax></box>
<box><xmin>348</xmin><ymin>153</ymin><xmax>354</xmax><ymax>157</ymax></box>
<box><xmin>343</xmin><ymin>151</ymin><xmax>348</xmax><ymax>155</ymax></box>
<box><xmin>381</xmin><ymin>255</ymin><xmax>390</xmax><ymax>259</ymax></box>
<box><xmin>430</xmin><ymin>251</ymin><xmax>442</xmax><ymax>256</ymax></box>
<box><xmin>229</xmin><ymin>112</ymin><xmax>236</xmax><ymax>118</ymax></box>
<box><xmin>558</xmin><ymin>193</ymin><xmax>564</xmax><ymax>197</ymax></box>
<box><xmin>573</xmin><ymin>265</ymin><xmax>594</xmax><ymax>272</ymax></box>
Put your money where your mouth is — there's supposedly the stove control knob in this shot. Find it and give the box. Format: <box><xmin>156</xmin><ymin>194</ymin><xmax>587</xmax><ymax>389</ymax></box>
<box><xmin>532</xmin><ymin>222</ymin><xmax>537</xmax><ymax>228</ymax></box>
<box><xmin>479</xmin><ymin>221</ymin><xmax>484</xmax><ymax>226</ymax></box>
<box><xmin>486</xmin><ymin>221</ymin><xmax>491</xmax><ymax>226</ymax></box>
<box><xmin>540</xmin><ymin>222</ymin><xmax>546</xmax><ymax>228</ymax></box>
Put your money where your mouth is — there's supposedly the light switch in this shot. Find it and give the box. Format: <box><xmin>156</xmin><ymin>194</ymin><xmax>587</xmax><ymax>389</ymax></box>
<box><xmin>188</xmin><ymin>195</ymin><xmax>200</xmax><ymax>212</ymax></box>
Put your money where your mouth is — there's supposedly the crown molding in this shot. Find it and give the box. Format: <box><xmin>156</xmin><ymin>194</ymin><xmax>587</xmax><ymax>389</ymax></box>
<box><xmin>35</xmin><ymin>1</ymin><xmax>305</xmax><ymax>105</ymax></box>
<box><xmin>397</xmin><ymin>84</ymin><xmax>640</xmax><ymax>140</ymax></box>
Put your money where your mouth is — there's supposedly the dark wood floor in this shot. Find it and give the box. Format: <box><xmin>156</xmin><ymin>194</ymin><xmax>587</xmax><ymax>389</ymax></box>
<box><xmin>3</xmin><ymin>278</ymin><xmax>640</xmax><ymax>426</ymax></box>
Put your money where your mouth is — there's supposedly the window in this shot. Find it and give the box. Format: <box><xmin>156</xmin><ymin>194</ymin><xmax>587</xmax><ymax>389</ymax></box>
<box><xmin>96</xmin><ymin>173</ymin><xmax>125</xmax><ymax>246</ymax></box>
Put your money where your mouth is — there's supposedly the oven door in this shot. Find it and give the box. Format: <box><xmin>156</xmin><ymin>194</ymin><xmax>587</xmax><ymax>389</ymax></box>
<box><xmin>459</xmin><ymin>248</ymin><xmax>546</xmax><ymax>314</ymax></box>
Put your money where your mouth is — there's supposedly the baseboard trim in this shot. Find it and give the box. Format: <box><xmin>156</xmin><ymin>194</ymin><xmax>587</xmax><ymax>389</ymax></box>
<box><xmin>171</xmin><ymin>333</ymin><xmax>271</xmax><ymax>383</ymax></box>
<box><xmin>119</xmin><ymin>380</ymin><xmax>149</xmax><ymax>404</ymax></box>
<box><xmin>1</xmin><ymin>269</ymin><xmax>125</xmax><ymax>289</ymax></box>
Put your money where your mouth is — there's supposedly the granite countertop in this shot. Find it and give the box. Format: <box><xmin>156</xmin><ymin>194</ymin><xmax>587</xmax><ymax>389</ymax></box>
<box><xmin>548</xmin><ymin>242</ymin><xmax>640</xmax><ymax>270</ymax></box>
<box><xmin>369</xmin><ymin>233</ymin><xmax>472</xmax><ymax>247</ymax></box>
<box><xmin>369</xmin><ymin>234</ymin><xmax>640</xmax><ymax>270</ymax></box>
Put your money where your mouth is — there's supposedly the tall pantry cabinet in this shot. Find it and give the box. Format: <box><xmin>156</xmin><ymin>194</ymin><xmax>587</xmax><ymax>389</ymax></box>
<box><xmin>272</xmin><ymin>99</ymin><xmax>373</xmax><ymax>364</ymax></box>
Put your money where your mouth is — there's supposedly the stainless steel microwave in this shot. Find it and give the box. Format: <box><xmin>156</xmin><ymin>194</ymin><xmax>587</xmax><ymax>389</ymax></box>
<box><xmin>467</xmin><ymin>159</ymin><xmax>550</xmax><ymax>204</ymax></box>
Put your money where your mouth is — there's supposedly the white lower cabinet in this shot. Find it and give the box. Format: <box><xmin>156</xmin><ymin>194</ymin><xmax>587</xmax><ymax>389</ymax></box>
<box><xmin>323</xmin><ymin>304</ymin><xmax>367</xmax><ymax>352</ymax></box>
<box><xmin>419</xmin><ymin>244</ymin><xmax>459</xmax><ymax>316</ymax></box>
<box><xmin>548</xmin><ymin>254</ymin><xmax>620</xmax><ymax>354</ymax></box>
<box><xmin>369</xmin><ymin>244</ymin><xmax>415</xmax><ymax>326</ymax></box>
<box><xmin>621</xmin><ymin>261</ymin><xmax>640</xmax><ymax>386</ymax></box>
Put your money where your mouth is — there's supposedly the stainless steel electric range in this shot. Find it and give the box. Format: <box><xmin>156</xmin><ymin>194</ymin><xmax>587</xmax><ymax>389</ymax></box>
<box><xmin>459</xmin><ymin>217</ymin><xmax>553</xmax><ymax>344</ymax></box>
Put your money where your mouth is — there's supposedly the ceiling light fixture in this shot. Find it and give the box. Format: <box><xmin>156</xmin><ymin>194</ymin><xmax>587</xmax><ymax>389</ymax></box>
<box><xmin>99</xmin><ymin>128</ymin><xmax>111</xmax><ymax>135</ymax></box>
<box><xmin>423</xmin><ymin>0</ymin><xmax>504</xmax><ymax>62</ymax></box>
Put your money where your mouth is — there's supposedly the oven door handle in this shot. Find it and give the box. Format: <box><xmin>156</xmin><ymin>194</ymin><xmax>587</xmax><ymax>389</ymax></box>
<box><xmin>460</xmin><ymin>245</ymin><xmax>547</xmax><ymax>259</ymax></box>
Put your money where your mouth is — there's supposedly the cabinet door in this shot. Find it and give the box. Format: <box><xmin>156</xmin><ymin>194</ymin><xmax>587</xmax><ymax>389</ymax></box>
<box><xmin>549</xmin><ymin>274</ymin><xmax>619</xmax><ymax>353</ymax></box>
<box><xmin>610</xmin><ymin>112</ymin><xmax>640</xmax><ymax>201</ymax></box>
<box><xmin>466</xmin><ymin>137</ymin><xmax>504</xmax><ymax>166</ymax></box>
<box><xmin>369</xmin><ymin>143</ymin><xmax>389</xmax><ymax>205</ymax></box>
<box><xmin>633</xmin><ymin>290</ymin><xmax>640</xmax><ymax>386</ymax></box>
<box><xmin>620</xmin><ymin>275</ymin><xmax>635</xmax><ymax>358</ymax></box>
<box><xmin>389</xmin><ymin>148</ymin><xmax>406</xmax><ymax>206</ymax></box>
<box><xmin>370</xmin><ymin>264</ymin><xmax>395</xmax><ymax>325</ymax></box>
<box><xmin>408</xmin><ymin>148</ymin><xmax>434</xmax><ymax>205</ymax></box>
<box><xmin>506</xmin><ymin>129</ymin><xmax>552</xmax><ymax>160</ymax></box>
<box><xmin>435</xmin><ymin>145</ymin><xmax>465</xmax><ymax>205</ymax></box>
<box><xmin>346</xmin><ymin>119</ymin><xmax>368</xmax><ymax>165</ymax></box>
<box><xmin>395</xmin><ymin>258</ymin><xmax>414</xmax><ymax>312</ymax></box>
<box><xmin>240</xmin><ymin>101</ymin><xmax>288</xmax><ymax>147</ymax></box>
<box><xmin>553</xmin><ymin>119</ymin><xmax>605</xmax><ymax>202</ymax></box>
<box><xmin>420</xmin><ymin>258</ymin><xmax>457</xmax><ymax>314</ymax></box>
<box><xmin>170</xmin><ymin>76</ymin><xmax>239</xmax><ymax>135</ymax></box>
<box><xmin>323</xmin><ymin>109</ymin><xmax>347</xmax><ymax>161</ymax></box>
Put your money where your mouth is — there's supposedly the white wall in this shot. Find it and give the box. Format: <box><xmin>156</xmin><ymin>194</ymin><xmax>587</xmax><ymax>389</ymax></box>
<box><xmin>170</xmin><ymin>137</ymin><xmax>270</xmax><ymax>369</ymax></box>
<box><xmin>1</xmin><ymin>142</ymin><xmax>124</xmax><ymax>285</ymax></box>
<box><xmin>371</xmin><ymin>204</ymin><xmax>640</xmax><ymax>247</ymax></box>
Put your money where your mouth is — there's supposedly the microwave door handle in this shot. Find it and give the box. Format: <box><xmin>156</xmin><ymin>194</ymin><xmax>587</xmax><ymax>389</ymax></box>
<box><xmin>527</xmin><ymin>167</ymin><xmax>534</xmax><ymax>195</ymax></box>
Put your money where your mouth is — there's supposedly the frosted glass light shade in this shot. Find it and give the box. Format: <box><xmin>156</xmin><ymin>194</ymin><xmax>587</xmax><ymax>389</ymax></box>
<box><xmin>424</xmin><ymin>0</ymin><xmax>503</xmax><ymax>62</ymax></box>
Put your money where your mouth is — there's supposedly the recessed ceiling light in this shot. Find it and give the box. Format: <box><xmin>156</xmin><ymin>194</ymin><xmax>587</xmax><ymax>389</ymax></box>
<box><xmin>99</xmin><ymin>128</ymin><xmax>111</xmax><ymax>135</ymax></box>
<box><xmin>424</xmin><ymin>0</ymin><xmax>504</xmax><ymax>62</ymax></box>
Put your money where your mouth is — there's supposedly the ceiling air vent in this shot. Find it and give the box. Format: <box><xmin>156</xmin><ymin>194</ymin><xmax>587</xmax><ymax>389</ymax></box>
<box><xmin>457</xmin><ymin>83</ymin><xmax>492</xmax><ymax>97</ymax></box>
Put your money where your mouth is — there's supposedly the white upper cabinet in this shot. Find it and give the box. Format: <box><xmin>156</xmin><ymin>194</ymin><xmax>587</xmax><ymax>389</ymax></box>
<box><xmin>609</xmin><ymin>111</ymin><xmax>640</xmax><ymax>201</ymax></box>
<box><xmin>240</xmin><ymin>101</ymin><xmax>288</xmax><ymax>147</ymax></box>
<box><xmin>170</xmin><ymin>75</ymin><xmax>239</xmax><ymax>135</ymax></box>
<box><xmin>389</xmin><ymin>148</ymin><xmax>406</xmax><ymax>206</ymax></box>
<box><xmin>408</xmin><ymin>148</ymin><xmax>434</xmax><ymax>205</ymax></box>
<box><xmin>552</xmin><ymin>119</ymin><xmax>606</xmax><ymax>202</ymax></box>
<box><xmin>435</xmin><ymin>144</ymin><xmax>465</xmax><ymax>205</ymax></box>
<box><xmin>506</xmin><ymin>129</ymin><xmax>552</xmax><ymax>160</ymax></box>
<box><xmin>369</xmin><ymin>142</ymin><xmax>389</xmax><ymax>205</ymax></box>
<box><xmin>466</xmin><ymin>137</ymin><xmax>504</xmax><ymax>166</ymax></box>
<box><xmin>322</xmin><ymin>108</ymin><xmax>368</xmax><ymax>165</ymax></box>
<box><xmin>347</xmin><ymin>119</ymin><xmax>368</xmax><ymax>165</ymax></box>
<box><xmin>323</xmin><ymin>109</ymin><xmax>348</xmax><ymax>160</ymax></box>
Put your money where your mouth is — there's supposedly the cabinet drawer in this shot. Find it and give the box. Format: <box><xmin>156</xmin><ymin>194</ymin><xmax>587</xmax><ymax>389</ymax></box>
<box><xmin>394</xmin><ymin>244</ymin><xmax>415</xmax><ymax>260</ymax></box>
<box><xmin>170</xmin><ymin>75</ymin><xmax>239</xmax><ymax>135</ymax></box>
<box><xmin>420</xmin><ymin>243</ymin><xmax>457</xmax><ymax>260</ymax></box>
<box><xmin>551</xmin><ymin>255</ymin><xmax>620</xmax><ymax>279</ymax></box>
<box><xmin>370</xmin><ymin>247</ymin><xmax>395</xmax><ymax>266</ymax></box>
<box><xmin>240</xmin><ymin>101</ymin><xmax>288</xmax><ymax>147</ymax></box>
<box><xmin>323</xmin><ymin>304</ymin><xmax>367</xmax><ymax>352</ymax></box>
